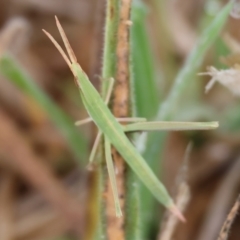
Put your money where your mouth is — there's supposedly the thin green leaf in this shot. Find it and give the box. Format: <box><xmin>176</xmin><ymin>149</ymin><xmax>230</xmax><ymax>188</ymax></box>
<box><xmin>101</xmin><ymin>0</ymin><xmax>119</xmax><ymax>97</ymax></box>
<box><xmin>130</xmin><ymin>1</ymin><xmax>160</xmax><ymax>238</ymax></box>
<box><xmin>0</xmin><ymin>55</ymin><xmax>88</xmax><ymax>162</ymax></box>
<box><xmin>131</xmin><ymin>0</ymin><xmax>159</xmax><ymax>118</ymax></box>
<box><xmin>138</xmin><ymin>1</ymin><xmax>233</xmax><ymax>238</ymax></box>
<box><xmin>157</xmin><ymin>2</ymin><xmax>233</xmax><ymax>121</ymax></box>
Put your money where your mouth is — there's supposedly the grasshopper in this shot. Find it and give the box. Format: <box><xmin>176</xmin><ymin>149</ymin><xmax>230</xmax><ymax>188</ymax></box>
<box><xmin>43</xmin><ymin>17</ymin><xmax>218</xmax><ymax>220</ymax></box>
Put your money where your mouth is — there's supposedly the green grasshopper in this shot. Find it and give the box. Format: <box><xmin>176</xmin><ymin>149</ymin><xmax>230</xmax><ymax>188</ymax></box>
<box><xmin>43</xmin><ymin>17</ymin><xmax>218</xmax><ymax>220</ymax></box>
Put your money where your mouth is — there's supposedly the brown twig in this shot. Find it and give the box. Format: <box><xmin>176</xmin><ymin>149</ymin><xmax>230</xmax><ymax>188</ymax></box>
<box><xmin>217</xmin><ymin>195</ymin><xmax>240</xmax><ymax>240</ymax></box>
<box><xmin>105</xmin><ymin>0</ymin><xmax>132</xmax><ymax>239</ymax></box>
<box><xmin>197</xmin><ymin>157</ymin><xmax>240</xmax><ymax>240</ymax></box>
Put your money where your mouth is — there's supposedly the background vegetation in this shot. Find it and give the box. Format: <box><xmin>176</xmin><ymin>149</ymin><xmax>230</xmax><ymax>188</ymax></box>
<box><xmin>0</xmin><ymin>0</ymin><xmax>239</xmax><ymax>240</ymax></box>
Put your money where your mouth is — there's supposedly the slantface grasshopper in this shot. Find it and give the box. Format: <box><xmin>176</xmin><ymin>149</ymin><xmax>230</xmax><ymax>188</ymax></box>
<box><xmin>43</xmin><ymin>17</ymin><xmax>218</xmax><ymax>220</ymax></box>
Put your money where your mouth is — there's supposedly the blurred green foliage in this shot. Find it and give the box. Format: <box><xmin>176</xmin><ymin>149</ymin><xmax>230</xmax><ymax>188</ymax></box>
<box><xmin>0</xmin><ymin>55</ymin><xmax>88</xmax><ymax>164</ymax></box>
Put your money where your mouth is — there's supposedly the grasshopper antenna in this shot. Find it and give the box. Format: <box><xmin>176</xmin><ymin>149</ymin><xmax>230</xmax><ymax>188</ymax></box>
<box><xmin>55</xmin><ymin>16</ymin><xmax>77</xmax><ymax>65</ymax></box>
<box><xmin>42</xmin><ymin>29</ymin><xmax>72</xmax><ymax>71</ymax></box>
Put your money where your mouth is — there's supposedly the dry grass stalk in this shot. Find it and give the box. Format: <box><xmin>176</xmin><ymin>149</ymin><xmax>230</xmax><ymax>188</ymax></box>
<box><xmin>12</xmin><ymin>171</ymin><xmax>82</xmax><ymax>240</ymax></box>
<box><xmin>196</xmin><ymin>158</ymin><xmax>240</xmax><ymax>240</ymax></box>
<box><xmin>217</xmin><ymin>195</ymin><xmax>240</xmax><ymax>240</ymax></box>
<box><xmin>15</xmin><ymin>206</ymin><xmax>67</xmax><ymax>240</ymax></box>
<box><xmin>105</xmin><ymin>0</ymin><xmax>132</xmax><ymax>239</ymax></box>
<box><xmin>158</xmin><ymin>143</ymin><xmax>192</xmax><ymax>240</ymax></box>
<box><xmin>159</xmin><ymin>183</ymin><xmax>190</xmax><ymax>240</ymax></box>
<box><xmin>0</xmin><ymin>109</ymin><xmax>83</xmax><ymax>237</ymax></box>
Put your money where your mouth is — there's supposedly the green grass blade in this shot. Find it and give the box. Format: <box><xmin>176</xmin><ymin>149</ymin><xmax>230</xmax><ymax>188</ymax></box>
<box><xmin>157</xmin><ymin>2</ymin><xmax>233</xmax><ymax>121</ymax></box>
<box><xmin>101</xmin><ymin>0</ymin><xmax>119</xmax><ymax>97</ymax></box>
<box><xmin>130</xmin><ymin>1</ymin><xmax>161</xmax><ymax>238</ymax></box>
<box><xmin>126</xmin><ymin>1</ymin><xmax>155</xmax><ymax>238</ymax></box>
<box><xmin>131</xmin><ymin>0</ymin><xmax>159</xmax><ymax>118</ymax></box>
<box><xmin>123</xmin><ymin>121</ymin><xmax>218</xmax><ymax>132</ymax></box>
<box><xmin>0</xmin><ymin>55</ymin><xmax>88</xmax><ymax>162</ymax></box>
<box><xmin>138</xmin><ymin>2</ymin><xmax>233</xmax><ymax>238</ymax></box>
<box><xmin>143</xmin><ymin>1</ymin><xmax>233</xmax><ymax>163</ymax></box>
